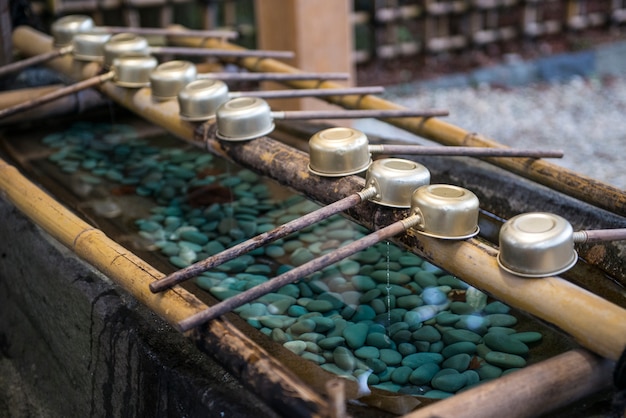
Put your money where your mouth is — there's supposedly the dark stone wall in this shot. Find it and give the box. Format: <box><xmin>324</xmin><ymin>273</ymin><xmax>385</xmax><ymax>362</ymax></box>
<box><xmin>0</xmin><ymin>198</ymin><xmax>280</xmax><ymax>418</ymax></box>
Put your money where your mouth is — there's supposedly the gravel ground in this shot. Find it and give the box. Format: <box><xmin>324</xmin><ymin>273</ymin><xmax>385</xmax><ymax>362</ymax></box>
<box><xmin>355</xmin><ymin>76</ymin><xmax>626</xmax><ymax>190</ymax></box>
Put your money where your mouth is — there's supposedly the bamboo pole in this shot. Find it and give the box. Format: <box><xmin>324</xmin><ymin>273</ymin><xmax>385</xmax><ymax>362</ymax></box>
<box><xmin>167</xmin><ymin>29</ymin><xmax>626</xmax><ymax>216</ymax></box>
<box><xmin>0</xmin><ymin>155</ymin><xmax>329</xmax><ymax>417</ymax></box>
<box><xmin>10</xmin><ymin>26</ymin><xmax>626</xmax><ymax>361</ymax></box>
<box><xmin>401</xmin><ymin>349</ymin><xmax>614</xmax><ymax>418</ymax></box>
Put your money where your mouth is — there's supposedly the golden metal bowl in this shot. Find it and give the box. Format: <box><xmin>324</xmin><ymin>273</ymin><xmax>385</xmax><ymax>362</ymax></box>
<box><xmin>177</xmin><ymin>79</ymin><xmax>230</xmax><ymax>121</ymax></box>
<box><xmin>51</xmin><ymin>15</ymin><xmax>95</xmax><ymax>47</ymax></box>
<box><xmin>365</xmin><ymin>158</ymin><xmax>430</xmax><ymax>208</ymax></box>
<box><xmin>215</xmin><ymin>97</ymin><xmax>275</xmax><ymax>141</ymax></box>
<box><xmin>103</xmin><ymin>33</ymin><xmax>150</xmax><ymax>68</ymax></box>
<box><xmin>149</xmin><ymin>61</ymin><xmax>197</xmax><ymax>101</ymax></box>
<box><xmin>308</xmin><ymin>127</ymin><xmax>371</xmax><ymax>177</ymax></box>
<box><xmin>112</xmin><ymin>55</ymin><xmax>158</xmax><ymax>88</ymax></box>
<box><xmin>410</xmin><ymin>184</ymin><xmax>480</xmax><ymax>239</ymax></box>
<box><xmin>72</xmin><ymin>32</ymin><xmax>112</xmax><ymax>61</ymax></box>
<box><xmin>497</xmin><ymin>212</ymin><xmax>578</xmax><ymax>278</ymax></box>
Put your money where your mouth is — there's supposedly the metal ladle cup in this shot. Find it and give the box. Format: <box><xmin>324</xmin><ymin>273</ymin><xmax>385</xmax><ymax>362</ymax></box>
<box><xmin>497</xmin><ymin>212</ymin><xmax>626</xmax><ymax>277</ymax></box>
<box><xmin>409</xmin><ymin>184</ymin><xmax>480</xmax><ymax>239</ymax></box>
<box><xmin>215</xmin><ymin>97</ymin><xmax>450</xmax><ymax>141</ymax></box>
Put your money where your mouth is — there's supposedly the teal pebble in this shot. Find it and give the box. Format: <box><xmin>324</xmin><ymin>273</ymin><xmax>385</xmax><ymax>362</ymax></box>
<box><xmin>412</xmin><ymin>325</ymin><xmax>441</xmax><ymax>343</ymax></box>
<box><xmin>431</xmin><ymin>369</ymin><xmax>467</xmax><ymax>392</ymax></box>
<box><xmin>343</xmin><ymin>323</ymin><xmax>369</xmax><ymax>349</ymax></box>
<box><xmin>409</xmin><ymin>362</ymin><xmax>440</xmax><ymax>385</ymax></box>
<box><xmin>442</xmin><ymin>329</ymin><xmax>482</xmax><ymax>345</ymax></box>
<box><xmin>318</xmin><ymin>336</ymin><xmax>345</xmax><ymax>350</ymax></box>
<box><xmin>391</xmin><ymin>366</ymin><xmax>413</xmax><ymax>385</ymax></box>
<box><xmin>442</xmin><ymin>353</ymin><xmax>471</xmax><ymax>372</ymax></box>
<box><xmin>485</xmin><ymin>351</ymin><xmax>527</xmax><ymax>369</ymax></box>
<box><xmin>510</xmin><ymin>331</ymin><xmax>543</xmax><ymax>344</ymax></box>
<box><xmin>402</xmin><ymin>352</ymin><xmax>443</xmax><ymax>368</ymax></box>
<box><xmin>379</xmin><ymin>349</ymin><xmax>403</xmax><ymax>366</ymax></box>
<box><xmin>354</xmin><ymin>346</ymin><xmax>380</xmax><ymax>360</ymax></box>
<box><xmin>487</xmin><ymin>313</ymin><xmax>518</xmax><ymax>327</ymax></box>
<box><xmin>483</xmin><ymin>332</ymin><xmax>529</xmax><ymax>356</ymax></box>
<box><xmin>366</xmin><ymin>332</ymin><xmax>393</xmax><ymax>349</ymax></box>
<box><xmin>333</xmin><ymin>346</ymin><xmax>356</xmax><ymax>371</ymax></box>
<box><xmin>442</xmin><ymin>341</ymin><xmax>477</xmax><ymax>358</ymax></box>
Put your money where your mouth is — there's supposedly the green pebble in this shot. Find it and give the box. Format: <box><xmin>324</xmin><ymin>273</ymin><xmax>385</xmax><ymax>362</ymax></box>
<box><xmin>391</xmin><ymin>330</ymin><xmax>412</xmax><ymax>344</ymax></box>
<box><xmin>365</xmin><ymin>358</ymin><xmax>387</xmax><ymax>374</ymax></box>
<box><xmin>298</xmin><ymin>332</ymin><xmax>324</xmax><ymax>343</ymax></box>
<box><xmin>391</xmin><ymin>366</ymin><xmax>413</xmax><ymax>385</ymax></box>
<box><xmin>430</xmin><ymin>341</ymin><xmax>444</xmax><ymax>354</ymax></box>
<box><xmin>510</xmin><ymin>331</ymin><xmax>543</xmax><ymax>344</ymax></box>
<box><xmin>436</xmin><ymin>312</ymin><xmax>460</xmax><ymax>326</ymax></box>
<box><xmin>401</xmin><ymin>352</ymin><xmax>443</xmax><ymax>368</ymax></box>
<box><xmin>265</xmin><ymin>245</ymin><xmax>285</xmax><ymax>258</ymax></box>
<box><xmin>449</xmin><ymin>301</ymin><xmax>477</xmax><ymax>315</ymax></box>
<box><xmin>437</xmin><ymin>275</ymin><xmax>469</xmax><ymax>289</ymax></box>
<box><xmin>414</xmin><ymin>271</ymin><xmax>439</xmax><ymax>288</ymax></box>
<box><xmin>398</xmin><ymin>254</ymin><xmax>423</xmax><ymax>267</ymax></box>
<box><xmin>287</xmin><ymin>305</ymin><xmax>308</xmax><ymax>317</ymax></box>
<box><xmin>201</xmin><ymin>241</ymin><xmax>224</xmax><ymax>256</ymax></box>
<box><xmin>311</xmin><ymin>316</ymin><xmax>335</xmax><ymax>333</ymax></box>
<box><xmin>369</xmin><ymin>299</ymin><xmax>387</xmax><ymax>315</ymax></box>
<box><xmin>239</xmin><ymin>303</ymin><xmax>267</xmax><ymax>319</ymax></box>
<box><xmin>365</xmin><ymin>332</ymin><xmax>393</xmax><ymax>349</ymax></box>
<box><xmin>423</xmin><ymin>390</ymin><xmax>454</xmax><ymax>399</ymax></box>
<box><xmin>379</xmin><ymin>349</ymin><xmax>403</xmax><ymax>366</ymax></box>
<box><xmin>209</xmin><ymin>286</ymin><xmax>241</xmax><ymax>300</ymax></box>
<box><xmin>259</xmin><ymin>315</ymin><xmax>287</xmax><ymax>329</ymax></box>
<box><xmin>351</xmin><ymin>305</ymin><xmax>376</xmax><ymax>322</ymax></box>
<box><xmin>487</xmin><ymin>313</ymin><xmax>518</xmax><ymax>327</ymax></box>
<box><xmin>169</xmin><ymin>256</ymin><xmax>190</xmax><ymax>268</ymax></box>
<box><xmin>431</xmin><ymin>369</ymin><xmax>467</xmax><ymax>392</ymax></box>
<box><xmin>409</xmin><ymin>362</ymin><xmax>441</xmax><ymax>385</ymax></box>
<box><xmin>339</xmin><ymin>260</ymin><xmax>360</xmax><ymax>275</ymax></box>
<box><xmin>485</xmin><ymin>351</ymin><xmax>526</xmax><ymax>369</ymax></box>
<box><xmin>283</xmin><ymin>240</ymin><xmax>303</xmax><ymax>253</ymax></box>
<box><xmin>412</xmin><ymin>325</ymin><xmax>441</xmax><ymax>343</ymax></box>
<box><xmin>462</xmin><ymin>370</ymin><xmax>480</xmax><ymax>386</ymax></box>
<box><xmin>398</xmin><ymin>342</ymin><xmax>417</xmax><ymax>356</ymax></box>
<box><xmin>306</xmin><ymin>300</ymin><xmax>335</xmax><ymax>313</ymax></box>
<box><xmin>396</xmin><ymin>295</ymin><xmax>424</xmax><ymax>309</ymax></box>
<box><xmin>333</xmin><ymin>346</ymin><xmax>356</xmax><ymax>371</ymax></box>
<box><xmin>371</xmin><ymin>270</ymin><xmax>411</xmax><ymax>285</ymax></box>
<box><xmin>442</xmin><ymin>341</ymin><xmax>477</xmax><ymax>358</ymax></box>
<box><xmin>354</xmin><ymin>346</ymin><xmax>380</xmax><ymax>360</ymax></box>
<box><xmin>267</xmin><ymin>297</ymin><xmax>296</xmax><ymax>315</ymax></box>
<box><xmin>484</xmin><ymin>301</ymin><xmax>510</xmax><ymax>314</ymax></box>
<box><xmin>483</xmin><ymin>333</ymin><xmax>529</xmax><ymax>356</ymax></box>
<box><xmin>488</xmin><ymin>326</ymin><xmax>517</xmax><ymax>335</ymax></box>
<box><xmin>343</xmin><ymin>323</ymin><xmax>369</xmax><ymax>349</ymax></box>
<box><xmin>442</xmin><ymin>329</ymin><xmax>482</xmax><ymax>345</ymax></box>
<box><xmin>358</xmin><ymin>288</ymin><xmax>381</xmax><ymax>304</ymax></box>
<box><xmin>290</xmin><ymin>318</ymin><xmax>317</xmax><ymax>335</ymax></box>
<box><xmin>372</xmin><ymin>382</ymin><xmax>401</xmax><ymax>393</ymax></box>
<box><xmin>442</xmin><ymin>353</ymin><xmax>471</xmax><ymax>372</ymax></box>
<box><xmin>317</xmin><ymin>292</ymin><xmax>344</xmax><ymax>309</ymax></box>
<box><xmin>180</xmin><ymin>230</ymin><xmax>209</xmax><ymax>245</ymax></box>
<box><xmin>290</xmin><ymin>248</ymin><xmax>315</xmax><ymax>266</ymax></box>
<box><xmin>318</xmin><ymin>336</ymin><xmax>345</xmax><ymax>350</ymax></box>
<box><xmin>455</xmin><ymin>315</ymin><xmax>490</xmax><ymax>335</ymax></box>
<box><xmin>477</xmin><ymin>363</ymin><xmax>502</xmax><ymax>380</ymax></box>
<box><xmin>301</xmin><ymin>352</ymin><xmax>326</xmax><ymax>364</ymax></box>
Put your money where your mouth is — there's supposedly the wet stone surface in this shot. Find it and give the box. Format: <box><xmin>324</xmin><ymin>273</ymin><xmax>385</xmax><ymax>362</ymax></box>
<box><xmin>42</xmin><ymin>121</ymin><xmax>546</xmax><ymax>399</ymax></box>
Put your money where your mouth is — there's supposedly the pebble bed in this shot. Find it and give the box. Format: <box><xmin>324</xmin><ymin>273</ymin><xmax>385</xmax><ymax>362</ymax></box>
<box><xmin>41</xmin><ymin>121</ymin><xmax>544</xmax><ymax>400</ymax></box>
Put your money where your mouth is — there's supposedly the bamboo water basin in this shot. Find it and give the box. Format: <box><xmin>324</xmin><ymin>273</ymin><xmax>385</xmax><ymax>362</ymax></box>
<box><xmin>1</xmin><ymin>25</ymin><xmax>625</xmax><ymax>418</ymax></box>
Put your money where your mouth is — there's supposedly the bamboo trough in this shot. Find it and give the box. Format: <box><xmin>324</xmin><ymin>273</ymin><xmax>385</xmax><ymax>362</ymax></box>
<box><xmin>2</xmin><ymin>25</ymin><xmax>626</xmax><ymax>417</ymax></box>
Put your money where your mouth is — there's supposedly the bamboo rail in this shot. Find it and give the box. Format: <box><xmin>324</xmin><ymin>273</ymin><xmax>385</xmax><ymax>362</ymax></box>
<box><xmin>9</xmin><ymin>25</ymin><xmax>626</xmax><ymax>362</ymax></box>
<box><xmin>401</xmin><ymin>349</ymin><xmax>613</xmax><ymax>418</ymax></box>
<box><xmin>167</xmin><ymin>29</ymin><xmax>626</xmax><ymax>216</ymax></box>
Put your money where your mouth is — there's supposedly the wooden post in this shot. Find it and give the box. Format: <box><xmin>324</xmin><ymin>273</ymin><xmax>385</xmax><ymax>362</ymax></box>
<box><xmin>253</xmin><ymin>0</ymin><xmax>354</xmax><ymax>114</ymax></box>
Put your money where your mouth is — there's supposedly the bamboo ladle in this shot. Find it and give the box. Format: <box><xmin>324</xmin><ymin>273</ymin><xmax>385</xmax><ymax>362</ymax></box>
<box><xmin>149</xmin><ymin>158</ymin><xmax>431</xmax><ymax>293</ymax></box>
<box><xmin>0</xmin><ymin>55</ymin><xmax>157</xmax><ymax>120</ymax></box>
<box><xmin>177</xmin><ymin>78</ymin><xmax>385</xmax><ymax>121</ymax></box>
<box><xmin>214</xmin><ymin>97</ymin><xmax>450</xmax><ymax>141</ymax></box>
<box><xmin>307</xmin><ymin>127</ymin><xmax>564</xmax><ymax>177</ymax></box>
<box><xmin>176</xmin><ymin>184</ymin><xmax>480</xmax><ymax>331</ymax></box>
<box><xmin>497</xmin><ymin>212</ymin><xmax>626</xmax><ymax>277</ymax></box>
<box><xmin>0</xmin><ymin>15</ymin><xmax>238</xmax><ymax>79</ymax></box>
